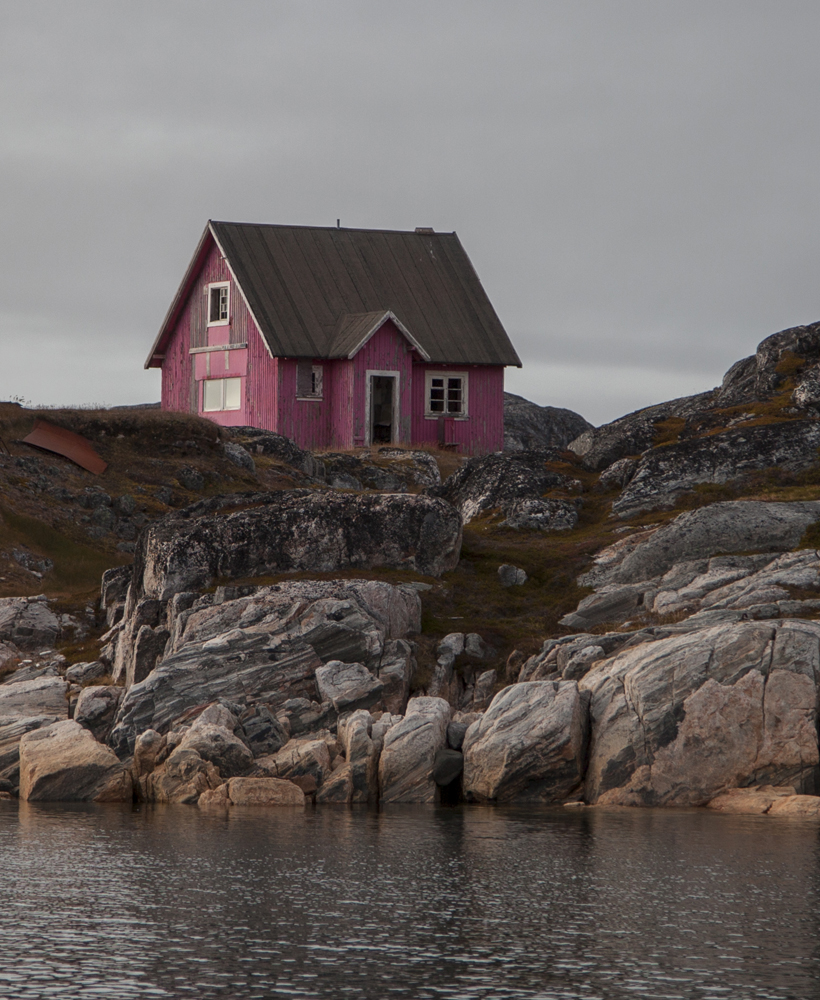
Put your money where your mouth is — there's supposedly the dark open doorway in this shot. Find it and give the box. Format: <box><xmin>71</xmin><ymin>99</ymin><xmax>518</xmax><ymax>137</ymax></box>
<box><xmin>370</xmin><ymin>375</ymin><xmax>395</xmax><ymax>444</ymax></box>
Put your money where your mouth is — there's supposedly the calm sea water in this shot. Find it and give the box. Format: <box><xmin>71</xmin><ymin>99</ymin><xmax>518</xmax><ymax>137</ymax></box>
<box><xmin>0</xmin><ymin>801</ymin><xmax>818</xmax><ymax>1000</ymax></box>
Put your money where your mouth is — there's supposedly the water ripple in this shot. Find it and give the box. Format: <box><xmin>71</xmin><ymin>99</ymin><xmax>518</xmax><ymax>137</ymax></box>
<box><xmin>0</xmin><ymin>802</ymin><xmax>819</xmax><ymax>998</ymax></box>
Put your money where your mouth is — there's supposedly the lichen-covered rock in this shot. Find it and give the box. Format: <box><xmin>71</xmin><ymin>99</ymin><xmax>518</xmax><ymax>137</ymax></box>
<box><xmin>499</xmin><ymin>498</ymin><xmax>579</xmax><ymax>532</ymax></box>
<box><xmin>19</xmin><ymin>720</ymin><xmax>132</xmax><ymax>802</ymax></box>
<box><xmin>568</xmin><ymin>392</ymin><xmax>714</xmax><ymax>472</ymax></box>
<box><xmin>431</xmin><ymin>452</ymin><xmax>569</xmax><ymax>525</ymax></box>
<box><xmin>581</xmin><ymin>501</ymin><xmax>820</xmax><ymax>588</ymax></box>
<box><xmin>580</xmin><ymin>620</ymin><xmax>820</xmax><ymax>806</ymax></box>
<box><xmin>131</xmin><ymin>491</ymin><xmax>462</xmax><ymax>601</ymax></box>
<box><xmin>463</xmin><ymin>682</ymin><xmax>589</xmax><ymax>803</ymax></box>
<box><xmin>378</xmin><ymin>697</ymin><xmax>450</xmax><ymax>803</ymax></box>
<box><xmin>613</xmin><ymin>421</ymin><xmax>820</xmax><ymax>517</ymax></box>
<box><xmin>503</xmin><ymin>392</ymin><xmax>592</xmax><ymax>453</ymax></box>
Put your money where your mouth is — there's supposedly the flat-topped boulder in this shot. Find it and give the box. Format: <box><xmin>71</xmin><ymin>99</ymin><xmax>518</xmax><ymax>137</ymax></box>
<box><xmin>0</xmin><ymin>676</ymin><xmax>68</xmax><ymax>718</ymax></box>
<box><xmin>19</xmin><ymin>720</ymin><xmax>132</xmax><ymax>802</ymax></box>
<box><xmin>131</xmin><ymin>490</ymin><xmax>462</xmax><ymax>601</ymax></box>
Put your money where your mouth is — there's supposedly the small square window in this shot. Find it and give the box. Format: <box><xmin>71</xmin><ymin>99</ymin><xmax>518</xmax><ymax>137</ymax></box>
<box><xmin>202</xmin><ymin>377</ymin><xmax>241</xmax><ymax>412</ymax></box>
<box><xmin>207</xmin><ymin>283</ymin><xmax>229</xmax><ymax>325</ymax></box>
<box><xmin>426</xmin><ymin>372</ymin><xmax>467</xmax><ymax>417</ymax></box>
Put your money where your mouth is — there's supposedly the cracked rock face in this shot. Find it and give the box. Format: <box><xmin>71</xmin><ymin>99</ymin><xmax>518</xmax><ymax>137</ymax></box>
<box><xmin>612</xmin><ymin>421</ymin><xmax>820</xmax><ymax>518</ymax></box>
<box><xmin>580</xmin><ymin>619</ymin><xmax>820</xmax><ymax>806</ymax></box>
<box><xmin>109</xmin><ymin>579</ymin><xmax>421</xmax><ymax>758</ymax></box>
<box><xmin>463</xmin><ymin>681</ymin><xmax>589</xmax><ymax>803</ymax></box>
<box><xmin>131</xmin><ymin>491</ymin><xmax>462</xmax><ymax>601</ymax></box>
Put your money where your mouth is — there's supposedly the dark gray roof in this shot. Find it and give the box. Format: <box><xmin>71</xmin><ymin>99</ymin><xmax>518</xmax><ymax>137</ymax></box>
<box><xmin>206</xmin><ymin>222</ymin><xmax>520</xmax><ymax>366</ymax></box>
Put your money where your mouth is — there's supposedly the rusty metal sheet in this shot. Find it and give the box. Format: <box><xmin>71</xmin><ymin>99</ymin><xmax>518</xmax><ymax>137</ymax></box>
<box><xmin>22</xmin><ymin>419</ymin><xmax>107</xmax><ymax>475</ymax></box>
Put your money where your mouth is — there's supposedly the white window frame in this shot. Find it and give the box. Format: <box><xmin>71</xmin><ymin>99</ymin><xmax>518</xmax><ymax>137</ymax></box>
<box><xmin>202</xmin><ymin>376</ymin><xmax>242</xmax><ymax>412</ymax></box>
<box><xmin>424</xmin><ymin>371</ymin><xmax>468</xmax><ymax>419</ymax></box>
<box><xmin>296</xmin><ymin>362</ymin><xmax>324</xmax><ymax>401</ymax></box>
<box><xmin>365</xmin><ymin>369</ymin><xmax>400</xmax><ymax>446</ymax></box>
<box><xmin>206</xmin><ymin>281</ymin><xmax>230</xmax><ymax>327</ymax></box>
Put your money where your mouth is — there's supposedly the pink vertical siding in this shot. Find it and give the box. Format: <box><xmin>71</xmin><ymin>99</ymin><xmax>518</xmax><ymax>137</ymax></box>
<box><xmin>411</xmin><ymin>363</ymin><xmax>504</xmax><ymax>455</ymax></box>
<box><xmin>162</xmin><ymin>238</ymin><xmax>279</xmax><ymax>431</ymax></box>
<box><xmin>276</xmin><ymin>358</ymin><xmax>331</xmax><ymax>450</ymax></box>
<box><xmin>350</xmin><ymin>320</ymin><xmax>413</xmax><ymax>446</ymax></box>
<box><xmin>329</xmin><ymin>359</ymin><xmax>355</xmax><ymax>450</ymax></box>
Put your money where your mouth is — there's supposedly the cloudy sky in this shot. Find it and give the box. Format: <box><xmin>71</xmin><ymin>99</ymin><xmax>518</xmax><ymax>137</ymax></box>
<box><xmin>2</xmin><ymin>1</ymin><xmax>820</xmax><ymax>426</ymax></box>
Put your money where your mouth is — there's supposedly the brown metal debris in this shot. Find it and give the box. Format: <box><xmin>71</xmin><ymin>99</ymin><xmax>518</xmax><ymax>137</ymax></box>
<box><xmin>22</xmin><ymin>419</ymin><xmax>107</xmax><ymax>475</ymax></box>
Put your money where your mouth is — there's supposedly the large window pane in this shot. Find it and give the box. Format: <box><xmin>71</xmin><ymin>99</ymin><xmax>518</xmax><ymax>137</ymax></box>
<box><xmin>203</xmin><ymin>379</ymin><xmax>222</xmax><ymax>411</ymax></box>
<box><xmin>224</xmin><ymin>377</ymin><xmax>241</xmax><ymax>410</ymax></box>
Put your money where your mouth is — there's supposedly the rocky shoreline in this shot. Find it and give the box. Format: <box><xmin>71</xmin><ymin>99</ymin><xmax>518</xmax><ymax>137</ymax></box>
<box><xmin>4</xmin><ymin>319</ymin><xmax>820</xmax><ymax>821</ymax></box>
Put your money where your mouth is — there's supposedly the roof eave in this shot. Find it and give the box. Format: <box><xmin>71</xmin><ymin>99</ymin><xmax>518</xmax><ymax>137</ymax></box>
<box><xmin>144</xmin><ymin>224</ymin><xmax>213</xmax><ymax>369</ymax></box>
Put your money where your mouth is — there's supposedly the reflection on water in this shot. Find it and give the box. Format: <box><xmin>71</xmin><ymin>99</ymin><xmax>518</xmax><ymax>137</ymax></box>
<box><xmin>1</xmin><ymin>801</ymin><xmax>819</xmax><ymax>999</ymax></box>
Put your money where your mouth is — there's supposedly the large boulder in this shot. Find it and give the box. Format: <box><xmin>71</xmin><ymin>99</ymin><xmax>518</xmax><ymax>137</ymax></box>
<box><xmin>315</xmin><ymin>660</ymin><xmax>384</xmax><ymax>713</ymax></box>
<box><xmin>200</xmin><ymin>776</ymin><xmax>305</xmax><ymax>808</ymax></box>
<box><xmin>145</xmin><ymin>746</ymin><xmax>222</xmax><ymax>804</ymax></box>
<box><xmin>503</xmin><ymin>392</ymin><xmax>592</xmax><ymax>453</ymax></box>
<box><xmin>378</xmin><ymin>697</ymin><xmax>450</xmax><ymax>803</ymax></box>
<box><xmin>0</xmin><ymin>676</ymin><xmax>68</xmax><ymax>718</ymax></box>
<box><xmin>462</xmin><ymin>682</ymin><xmax>589</xmax><ymax>802</ymax></box>
<box><xmin>580</xmin><ymin>619</ymin><xmax>820</xmax><ymax>806</ymax></box>
<box><xmin>0</xmin><ymin>714</ymin><xmax>61</xmax><ymax>787</ymax></box>
<box><xmin>431</xmin><ymin>452</ymin><xmax>571</xmax><ymax>526</ymax></box>
<box><xmin>176</xmin><ymin>705</ymin><xmax>254</xmax><ymax>778</ymax></box>
<box><xmin>0</xmin><ymin>596</ymin><xmax>63</xmax><ymax>649</ymax></box>
<box><xmin>131</xmin><ymin>491</ymin><xmax>462</xmax><ymax>601</ymax></box>
<box><xmin>19</xmin><ymin>720</ymin><xmax>132</xmax><ymax>802</ymax></box>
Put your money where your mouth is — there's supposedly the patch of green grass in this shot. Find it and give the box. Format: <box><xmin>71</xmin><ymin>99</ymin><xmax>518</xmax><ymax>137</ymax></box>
<box><xmin>0</xmin><ymin>504</ymin><xmax>128</xmax><ymax>597</ymax></box>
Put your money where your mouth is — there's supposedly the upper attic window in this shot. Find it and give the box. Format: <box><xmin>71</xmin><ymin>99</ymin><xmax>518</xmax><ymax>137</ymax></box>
<box><xmin>207</xmin><ymin>282</ymin><xmax>230</xmax><ymax>326</ymax></box>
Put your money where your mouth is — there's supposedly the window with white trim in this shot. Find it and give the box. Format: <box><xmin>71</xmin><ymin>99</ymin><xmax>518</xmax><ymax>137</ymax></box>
<box><xmin>296</xmin><ymin>362</ymin><xmax>323</xmax><ymax>399</ymax></box>
<box><xmin>425</xmin><ymin>371</ymin><xmax>468</xmax><ymax>417</ymax></box>
<box><xmin>203</xmin><ymin>377</ymin><xmax>241</xmax><ymax>411</ymax></box>
<box><xmin>207</xmin><ymin>282</ymin><xmax>230</xmax><ymax>325</ymax></box>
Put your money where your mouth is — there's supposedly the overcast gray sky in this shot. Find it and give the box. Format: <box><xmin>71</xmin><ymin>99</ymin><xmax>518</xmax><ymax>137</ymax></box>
<box><xmin>2</xmin><ymin>0</ymin><xmax>820</xmax><ymax>426</ymax></box>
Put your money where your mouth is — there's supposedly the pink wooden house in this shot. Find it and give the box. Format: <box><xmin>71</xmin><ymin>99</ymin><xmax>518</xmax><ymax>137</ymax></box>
<box><xmin>145</xmin><ymin>222</ymin><xmax>521</xmax><ymax>454</ymax></box>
